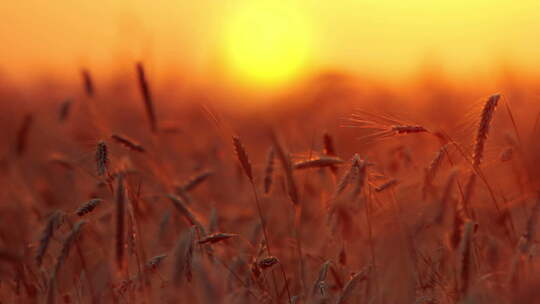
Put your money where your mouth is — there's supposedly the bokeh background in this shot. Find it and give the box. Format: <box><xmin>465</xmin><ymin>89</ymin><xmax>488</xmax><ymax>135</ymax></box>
<box><xmin>2</xmin><ymin>0</ymin><xmax>540</xmax><ymax>92</ymax></box>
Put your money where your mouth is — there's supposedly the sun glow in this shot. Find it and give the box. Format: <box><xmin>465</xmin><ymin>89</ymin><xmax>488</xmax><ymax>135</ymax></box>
<box><xmin>222</xmin><ymin>1</ymin><xmax>313</xmax><ymax>87</ymax></box>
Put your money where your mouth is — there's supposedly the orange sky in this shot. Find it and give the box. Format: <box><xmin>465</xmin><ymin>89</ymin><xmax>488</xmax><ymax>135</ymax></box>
<box><xmin>2</xmin><ymin>0</ymin><xmax>540</xmax><ymax>88</ymax></box>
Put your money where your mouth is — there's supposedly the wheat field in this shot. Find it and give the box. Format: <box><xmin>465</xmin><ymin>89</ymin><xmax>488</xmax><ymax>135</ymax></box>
<box><xmin>1</xmin><ymin>67</ymin><xmax>540</xmax><ymax>304</ymax></box>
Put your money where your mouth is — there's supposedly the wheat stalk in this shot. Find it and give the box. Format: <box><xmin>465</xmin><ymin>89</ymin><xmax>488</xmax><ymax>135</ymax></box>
<box><xmin>81</xmin><ymin>69</ymin><xmax>95</xmax><ymax>98</ymax></box>
<box><xmin>232</xmin><ymin>135</ymin><xmax>291</xmax><ymax>303</ymax></box>
<box><xmin>15</xmin><ymin>114</ymin><xmax>33</xmax><ymax>156</ymax></box>
<box><xmin>334</xmin><ymin>154</ymin><xmax>362</xmax><ymax>199</ymax></box>
<box><xmin>146</xmin><ymin>254</ymin><xmax>167</xmax><ymax>272</ymax></box>
<box><xmin>36</xmin><ymin>210</ymin><xmax>65</xmax><ymax>266</ymax></box>
<box><xmin>270</xmin><ymin>132</ymin><xmax>299</xmax><ymax>206</ymax></box>
<box><xmin>173</xmin><ymin>226</ymin><xmax>195</xmax><ymax>285</ymax></box>
<box><xmin>167</xmin><ymin>194</ymin><xmax>206</xmax><ymax>236</ymax></box>
<box><xmin>58</xmin><ymin>99</ymin><xmax>72</xmax><ymax>122</ymax></box>
<box><xmin>181</xmin><ymin>170</ymin><xmax>213</xmax><ymax>192</ymax></box>
<box><xmin>198</xmin><ymin>233</ymin><xmax>238</xmax><ymax>245</ymax></box>
<box><xmin>323</xmin><ymin>132</ymin><xmax>339</xmax><ymax>175</ymax></box>
<box><xmin>375</xmin><ymin>179</ymin><xmax>398</xmax><ymax>193</ymax></box>
<box><xmin>53</xmin><ymin>220</ymin><xmax>86</xmax><ymax>276</ymax></box>
<box><xmin>111</xmin><ymin>134</ymin><xmax>145</xmax><ymax>153</ymax></box>
<box><xmin>135</xmin><ymin>62</ymin><xmax>157</xmax><ymax>133</ymax></box>
<box><xmin>336</xmin><ymin>265</ymin><xmax>371</xmax><ymax>304</ymax></box>
<box><xmin>116</xmin><ymin>174</ymin><xmax>126</xmax><ymax>270</ymax></box>
<box><xmin>312</xmin><ymin>260</ymin><xmax>331</xmax><ymax>297</ymax></box>
<box><xmin>458</xmin><ymin>221</ymin><xmax>474</xmax><ymax>300</ymax></box>
<box><xmin>263</xmin><ymin>147</ymin><xmax>275</xmax><ymax>194</ymax></box>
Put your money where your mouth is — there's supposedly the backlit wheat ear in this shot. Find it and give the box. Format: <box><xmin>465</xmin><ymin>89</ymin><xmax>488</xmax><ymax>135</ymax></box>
<box><xmin>263</xmin><ymin>147</ymin><xmax>275</xmax><ymax>194</ymax></box>
<box><xmin>391</xmin><ymin>125</ymin><xmax>428</xmax><ymax>134</ymax></box>
<box><xmin>294</xmin><ymin>156</ymin><xmax>343</xmax><ymax>170</ymax></box>
<box><xmin>116</xmin><ymin>174</ymin><xmax>126</xmax><ymax>270</ymax></box>
<box><xmin>75</xmin><ymin>199</ymin><xmax>103</xmax><ymax>217</ymax></box>
<box><xmin>111</xmin><ymin>134</ymin><xmax>145</xmax><ymax>153</ymax></box>
<box><xmin>336</xmin><ymin>265</ymin><xmax>371</xmax><ymax>304</ymax></box>
<box><xmin>36</xmin><ymin>210</ymin><xmax>65</xmax><ymax>266</ymax></box>
<box><xmin>472</xmin><ymin>94</ymin><xmax>500</xmax><ymax>167</ymax></box>
<box><xmin>350</xmin><ymin>157</ymin><xmax>367</xmax><ymax>199</ymax></box>
<box><xmin>95</xmin><ymin>141</ymin><xmax>109</xmax><ymax>177</ymax></box>
<box><xmin>349</xmin><ymin>110</ymin><xmax>432</xmax><ymax>144</ymax></box>
<box><xmin>423</xmin><ymin>144</ymin><xmax>449</xmax><ymax>198</ymax></box>
<box><xmin>136</xmin><ymin>62</ymin><xmax>157</xmax><ymax>133</ymax></box>
<box><xmin>461</xmin><ymin>95</ymin><xmax>502</xmax><ymax>219</ymax></box>
<box><xmin>334</xmin><ymin>154</ymin><xmax>361</xmax><ymax>198</ymax></box>
<box><xmin>232</xmin><ymin>136</ymin><xmax>253</xmax><ymax>182</ymax></box>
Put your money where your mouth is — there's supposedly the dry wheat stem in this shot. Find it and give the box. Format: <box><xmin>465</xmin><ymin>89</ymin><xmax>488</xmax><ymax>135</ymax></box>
<box><xmin>232</xmin><ymin>135</ymin><xmax>291</xmax><ymax>304</ymax></box>
<box><xmin>270</xmin><ymin>132</ymin><xmax>299</xmax><ymax>206</ymax></box>
<box><xmin>182</xmin><ymin>170</ymin><xmax>213</xmax><ymax>192</ymax></box>
<box><xmin>136</xmin><ymin>62</ymin><xmax>157</xmax><ymax>133</ymax></box>
<box><xmin>16</xmin><ymin>114</ymin><xmax>33</xmax><ymax>156</ymax></box>
<box><xmin>111</xmin><ymin>134</ymin><xmax>145</xmax><ymax>153</ymax></box>
<box><xmin>36</xmin><ymin>210</ymin><xmax>65</xmax><ymax>266</ymax></box>
<box><xmin>293</xmin><ymin>156</ymin><xmax>343</xmax><ymax>170</ymax></box>
<box><xmin>198</xmin><ymin>233</ymin><xmax>238</xmax><ymax>245</ymax></box>
<box><xmin>458</xmin><ymin>221</ymin><xmax>474</xmax><ymax>300</ymax></box>
<box><xmin>116</xmin><ymin>174</ymin><xmax>126</xmax><ymax>270</ymax></box>
<box><xmin>336</xmin><ymin>265</ymin><xmax>371</xmax><ymax>304</ymax></box>
<box><xmin>167</xmin><ymin>194</ymin><xmax>207</xmax><ymax>236</ymax></box>
<box><xmin>81</xmin><ymin>69</ymin><xmax>95</xmax><ymax>98</ymax></box>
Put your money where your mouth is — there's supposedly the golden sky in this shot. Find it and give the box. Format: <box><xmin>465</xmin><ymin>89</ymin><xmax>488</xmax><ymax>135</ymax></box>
<box><xmin>2</xmin><ymin>0</ymin><xmax>540</xmax><ymax>87</ymax></box>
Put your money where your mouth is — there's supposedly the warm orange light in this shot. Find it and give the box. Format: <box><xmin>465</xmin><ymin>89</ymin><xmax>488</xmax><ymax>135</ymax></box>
<box><xmin>221</xmin><ymin>1</ymin><xmax>312</xmax><ymax>87</ymax></box>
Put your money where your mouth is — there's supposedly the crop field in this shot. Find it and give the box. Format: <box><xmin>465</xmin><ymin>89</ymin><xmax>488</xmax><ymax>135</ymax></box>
<box><xmin>1</xmin><ymin>67</ymin><xmax>540</xmax><ymax>304</ymax></box>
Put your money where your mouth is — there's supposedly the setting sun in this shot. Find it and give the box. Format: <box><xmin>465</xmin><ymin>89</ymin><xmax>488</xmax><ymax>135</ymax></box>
<box><xmin>222</xmin><ymin>1</ymin><xmax>312</xmax><ymax>87</ymax></box>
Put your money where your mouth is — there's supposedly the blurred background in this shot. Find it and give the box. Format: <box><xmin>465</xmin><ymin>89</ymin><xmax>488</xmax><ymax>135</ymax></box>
<box><xmin>2</xmin><ymin>0</ymin><xmax>540</xmax><ymax>96</ymax></box>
